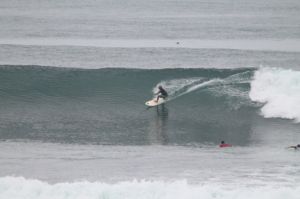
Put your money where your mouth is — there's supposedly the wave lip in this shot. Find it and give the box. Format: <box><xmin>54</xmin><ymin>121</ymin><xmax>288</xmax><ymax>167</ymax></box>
<box><xmin>249</xmin><ymin>67</ymin><xmax>300</xmax><ymax>122</ymax></box>
<box><xmin>1</xmin><ymin>176</ymin><xmax>300</xmax><ymax>199</ymax></box>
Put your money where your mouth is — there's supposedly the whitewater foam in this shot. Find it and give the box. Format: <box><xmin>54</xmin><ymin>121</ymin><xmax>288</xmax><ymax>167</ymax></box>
<box><xmin>152</xmin><ymin>78</ymin><xmax>221</xmax><ymax>102</ymax></box>
<box><xmin>152</xmin><ymin>78</ymin><xmax>203</xmax><ymax>96</ymax></box>
<box><xmin>152</xmin><ymin>70</ymin><xmax>253</xmax><ymax>104</ymax></box>
<box><xmin>0</xmin><ymin>177</ymin><xmax>299</xmax><ymax>199</ymax></box>
<box><xmin>249</xmin><ymin>67</ymin><xmax>300</xmax><ymax>122</ymax></box>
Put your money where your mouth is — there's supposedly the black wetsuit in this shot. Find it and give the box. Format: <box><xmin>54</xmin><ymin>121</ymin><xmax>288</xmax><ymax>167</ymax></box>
<box><xmin>159</xmin><ymin>88</ymin><xmax>168</xmax><ymax>97</ymax></box>
<box><xmin>156</xmin><ymin>88</ymin><xmax>168</xmax><ymax>101</ymax></box>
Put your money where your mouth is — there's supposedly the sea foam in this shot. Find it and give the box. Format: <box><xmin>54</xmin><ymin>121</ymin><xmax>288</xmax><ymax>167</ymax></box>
<box><xmin>152</xmin><ymin>77</ymin><xmax>221</xmax><ymax>102</ymax></box>
<box><xmin>0</xmin><ymin>177</ymin><xmax>299</xmax><ymax>199</ymax></box>
<box><xmin>249</xmin><ymin>67</ymin><xmax>300</xmax><ymax>122</ymax></box>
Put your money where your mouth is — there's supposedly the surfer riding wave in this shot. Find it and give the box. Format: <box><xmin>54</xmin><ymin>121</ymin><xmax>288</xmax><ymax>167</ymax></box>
<box><xmin>155</xmin><ymin>86</ymin><xmax>168</xmax><ymax>102</ymax></box>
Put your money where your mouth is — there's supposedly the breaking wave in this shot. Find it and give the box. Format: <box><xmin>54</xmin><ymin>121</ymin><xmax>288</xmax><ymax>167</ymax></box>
<box><xmin>0</xmin><ymin>65</ymin><xmax>299</xmax><ymax>145</ymax></box>
<box><xmin>0</xmin><ymin>176</ymin><xmax>299</xmax><ymax>199</ymax></box>
<box><xmin>250</xmin><ymin>67</ymin><xmax>300</xmax><ymax>122</ymax></box>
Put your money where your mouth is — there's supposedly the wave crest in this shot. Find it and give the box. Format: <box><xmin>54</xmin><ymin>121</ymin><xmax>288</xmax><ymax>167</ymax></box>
<box><xmin>249</xmin><ymin>67</ymin><xmax>300</xmax><ymax>122</ymax></box>
<box><xmin>0</xmin><ymin>177</ymin><xmax>299</xmax><ymax>199</ymax></box>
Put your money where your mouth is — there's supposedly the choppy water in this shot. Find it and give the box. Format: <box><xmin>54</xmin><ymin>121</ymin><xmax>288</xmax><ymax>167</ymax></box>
<box><xmin>1</xmin><ymin>0</ymin><xmax>300</xmax><ymax>198</ymax></box>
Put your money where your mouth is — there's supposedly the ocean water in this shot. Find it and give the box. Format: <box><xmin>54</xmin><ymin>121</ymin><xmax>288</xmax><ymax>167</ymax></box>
<box><xmin>0</xmin><ymin>0</ymin><xmax>300</xmax><ymax>198</ymax></box>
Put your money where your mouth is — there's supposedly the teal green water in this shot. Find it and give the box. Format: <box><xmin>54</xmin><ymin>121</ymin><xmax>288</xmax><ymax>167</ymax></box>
<box><xmin>0</xmin><ymin>65</ymin><xmax>259</xmax><ymax>145</ymax></box>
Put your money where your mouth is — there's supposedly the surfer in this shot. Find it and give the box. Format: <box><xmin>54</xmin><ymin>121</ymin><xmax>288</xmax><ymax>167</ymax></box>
<box><xmin>287</xmin><ymin>144</ymin><xmax>300</xmax><ymax>150</ymax></box>
<box><xmin>219</xmin><ymin>141</ymin><xmax>232</xmax><ymax>148</ymax></box>
<box><xmin>155</xmin><ymin>86</ymin><xmax>168</xmax><ymax>102</ymax></box>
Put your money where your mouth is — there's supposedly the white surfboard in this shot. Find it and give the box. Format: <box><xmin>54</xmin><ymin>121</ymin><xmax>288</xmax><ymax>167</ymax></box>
<box><xmin>145</xmin><ymin>98</ymin><xmax>166</xmax><ymax>107</ymax></box>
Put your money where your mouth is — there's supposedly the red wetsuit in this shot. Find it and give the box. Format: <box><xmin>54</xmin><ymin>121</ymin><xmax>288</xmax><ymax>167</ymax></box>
<box><xmin>219</xmin><ymin>144</ymin><xmax>232</xmax><ymax>148</ymax></box>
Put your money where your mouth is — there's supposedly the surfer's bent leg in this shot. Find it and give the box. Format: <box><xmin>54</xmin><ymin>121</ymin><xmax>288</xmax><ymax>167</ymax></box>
<box><xmin>156</xmin><ymin>95</ymin><xmax>161</xmax><ymax>102</ymax></box>
<box><xmin>156</xmin><ymin>94</ymin><xmax>166</xmax><ymax>102</ymax></box>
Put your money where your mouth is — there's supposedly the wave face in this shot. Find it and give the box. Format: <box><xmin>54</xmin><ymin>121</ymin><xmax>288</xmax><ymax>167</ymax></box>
<box><xmin>0</xmin><ymin>65</ymin><xmax>298</xmax><ymax>145</ymax></box>
<box><xmin>0</xmin><ymin>176</ymin><xmax>299</xmax><ymax>199</ymax></box>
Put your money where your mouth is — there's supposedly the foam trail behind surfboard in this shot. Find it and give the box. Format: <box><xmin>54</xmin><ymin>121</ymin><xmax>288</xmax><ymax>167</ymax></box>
<box><xmin>152</xmin><ymin>70</ymin><xmax>253</xmax><ymax>104</ymax></box>
<box><xmin>152</xmin><ymin>78</ymin><xmax>204</xmax><ymax>96</ymax></box>
<box><xmin>153</xmin><ymin>78</ymin><xmax>222</xmax><ymax>102</ymax></box>
<box><xmin>172</xmin><ymin>79</ymin><xmax>222</xmax><ymax>100</ymax></box>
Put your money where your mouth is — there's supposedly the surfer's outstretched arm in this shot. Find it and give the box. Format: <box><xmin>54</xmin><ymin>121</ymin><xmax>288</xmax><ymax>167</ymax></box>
<box><xmin>287</xmin><ymin>146</ymin><xmax>298</xmax><ymax>149</ymax></box>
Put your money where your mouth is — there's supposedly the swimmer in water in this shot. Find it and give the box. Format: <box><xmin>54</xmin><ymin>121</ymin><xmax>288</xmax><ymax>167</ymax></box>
<box><xmin>287</xmin><ymin>144</ymin><xmax>300</xmax><ymax>150</ymax></box>
<box><xmin>219</xmin><ymin>141</ymin><xmax>232</xmax><ymax>148</ymax></box>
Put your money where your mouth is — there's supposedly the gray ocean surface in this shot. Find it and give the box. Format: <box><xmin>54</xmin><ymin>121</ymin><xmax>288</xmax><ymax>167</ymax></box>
<box><xmin>0</xmin><ymin>0</ymin><xmax>300</xmax><ymax>198</ymax></box>
<box><xmin>0</xmin><ymin>0</ymin><xmax>300</xmax><ymax>69</ymax></box>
